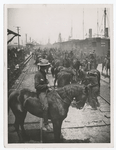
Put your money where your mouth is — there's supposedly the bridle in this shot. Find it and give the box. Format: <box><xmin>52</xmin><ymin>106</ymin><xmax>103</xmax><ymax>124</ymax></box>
<box><xmin>59</xmin><ymin>85</ymin><xmax>73</xmax><ymax>106</ymax></box>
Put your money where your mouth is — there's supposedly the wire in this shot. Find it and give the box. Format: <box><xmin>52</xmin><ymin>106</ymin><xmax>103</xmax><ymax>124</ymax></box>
<box><xmin>99</xmin><ymin>15</ymin><xmax>104</xmax><ymax>35</ymax></box>
<box><xmin>97</xmin><ymin>9</ymin><xmax>104</xmax><ymax>36</ymax></box>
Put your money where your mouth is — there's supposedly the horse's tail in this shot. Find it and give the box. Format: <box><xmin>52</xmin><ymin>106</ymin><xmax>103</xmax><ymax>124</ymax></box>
<box><xmin>8</xmin><ymin>89</ymin><xmax>15</xmax><ymax>97</ymax></box>
<box><xmin>8</xmin><ymin>89</ymin><xmax>15</xmax><ymax>114</ymax></box>
<box><xmin>8</xmin><ymin>99</ymin><xmax>10</xmax><ymax>114</ymax></box>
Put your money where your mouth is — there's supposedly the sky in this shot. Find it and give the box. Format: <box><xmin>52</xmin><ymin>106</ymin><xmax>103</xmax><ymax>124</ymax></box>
<box><xmin>7</xmin><ymin>4</ymin><xmax>111</xmax><ymax>45</ymax></box>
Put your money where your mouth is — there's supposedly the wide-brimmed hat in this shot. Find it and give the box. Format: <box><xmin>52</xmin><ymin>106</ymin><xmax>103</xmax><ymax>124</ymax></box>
<box><xmin>37</xmin><ymin>55</ymin><xmax>42</xmax><ymax>58</ymax></box>
<box><xmin>37</xmin><ymin>59</ymin><xmax>50</xmax><ymax>66</ymax></box>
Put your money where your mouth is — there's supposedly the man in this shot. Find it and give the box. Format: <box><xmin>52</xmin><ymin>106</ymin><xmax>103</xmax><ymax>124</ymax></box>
<box><xmin>63</xmin><ymin>52</ymin><xmax>70</xmax><ymax>68</ymax></box>
<box><xmin>83</xmin><ymin>72</ymin><xmax>100</xmax><ymax>110</ymax></box>
<box><xmin>93</xmin><ymin>50</ymin><xmax>97</xmax><ymax>69</ymax></box>
<box><xmin>73</xmin><ymin>56</ymin><xmax>81</xmax><ymax>74</ymax></box>
<box><xmin>34</xmin><ymin>59</ymin><xmax>52</xmax><ymax>131</ymax></box>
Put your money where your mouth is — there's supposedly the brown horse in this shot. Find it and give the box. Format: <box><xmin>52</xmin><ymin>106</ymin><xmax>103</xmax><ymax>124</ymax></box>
<box><xmin>54</xmin><ymin>67</ymin><xmax>76</xmax><ymax>88</ymax></box>
<box><xmin>8</xmin><ymin>84</ymin><xmax>92</xmax><ymax>143</ymax></box>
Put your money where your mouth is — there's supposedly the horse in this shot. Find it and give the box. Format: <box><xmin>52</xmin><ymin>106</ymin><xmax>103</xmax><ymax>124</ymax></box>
<box><xmin>77</xmin><ymin>68</ymin><xmax>100</xmax><ymax>88</ymax></box>
<box><xmin>102</xmin><ymin>57</ymin><xmax>110</xmax><ymax>77</ymax></box>
<box><xmin>51</xmin><ymin>59</ymin><xmax>63</xmax><ymax>77</ymax></box>
<box><xmin>56</xmin><ymin>71</ymin><xmax>73</xmax><ymax>88</ymax></box>
<box><xmin>8</xmin><ymin>84</ymin><xmax>92</xmax><ymax>143</ymax></box>
<box><xmin>54</xmin><ymin>67</ymin><xmax>76</xmax><ymax>88</ymax></box>
<box><xmin>87</xmin><ymin>69</ymin><xmax>101</xmax><ymax>89</ymax></box>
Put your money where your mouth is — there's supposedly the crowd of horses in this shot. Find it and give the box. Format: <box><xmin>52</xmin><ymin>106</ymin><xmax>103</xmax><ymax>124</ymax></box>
<box><xmin>8</xmin><ymin>48</ymin><xmax>109</xmax><ymax>143</ymax></box>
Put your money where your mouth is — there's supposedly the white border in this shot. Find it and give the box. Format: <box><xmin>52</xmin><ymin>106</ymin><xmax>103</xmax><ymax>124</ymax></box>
<box><xmin>1</xmin><ymin>0</ymin><xmax>116</xmax><ymax>149</ymax></box>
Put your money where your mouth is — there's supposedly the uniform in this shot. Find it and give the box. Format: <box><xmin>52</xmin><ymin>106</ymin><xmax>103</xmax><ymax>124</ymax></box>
<box><xmin>84</xmin><ymin>74</ymin><xmax>100</xmax><ymax>109</ymax></box>
<box><xmin>34</xmin><ymin>59</ymin><xmax>52</xmax><ymax>131</ymax></box>
<box><xmin>34</xmin><ymin>69</ymin><xmax>49</xmax><ymax>125</ymax></box>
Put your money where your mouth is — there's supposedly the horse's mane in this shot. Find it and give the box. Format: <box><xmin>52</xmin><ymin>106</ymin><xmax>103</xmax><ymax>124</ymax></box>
<box><xmin>57</xmin><ymin>71</ymin><xmax>72</xmax><ymax>79</ymax></box>
<box><xmin>19</xmin><ymin>88</ymin><xmax>32</xmax><ymax>95</ymax></box>
<box><xmin>56</xmin><ymin>84</ymin><xmax>85</xmax><ymax>99</ymax></box>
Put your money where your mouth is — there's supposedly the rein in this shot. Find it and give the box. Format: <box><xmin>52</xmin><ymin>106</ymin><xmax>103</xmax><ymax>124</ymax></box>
<box><xmin>59</xmin><ymin>86</ymin><xmax>73</xmax><ymax>106</ymax></box>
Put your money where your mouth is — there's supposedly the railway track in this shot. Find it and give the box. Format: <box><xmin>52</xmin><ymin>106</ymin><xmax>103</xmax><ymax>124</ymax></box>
<box><xmin>99</xmin><ymin>95</ymin><xmax>110</xmax><ymax>105</ymax></box>
<box><xmin>101</xmin><ymin>78</ymin><xmax>109</xmax><ymax>84</ymax></box>
<box><xmin>99</xmin><ymin>76</ymin><xmax>110</xmax><ymax>105</ymax></box>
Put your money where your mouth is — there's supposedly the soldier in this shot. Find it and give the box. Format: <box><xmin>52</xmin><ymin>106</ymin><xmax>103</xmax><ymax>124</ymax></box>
<box><xmin>89</xmin><ymin>50</ymin><xmax>97</xmax><ymax>69</ymax></box>
<box><xmin>83</xmin><ymin>72</ymin><xmax>100</xmax><ymax>109</ymax></box>
<box><xmin>107</xmin><ymin>50</ymin><xmax>110</xmax><ymax>59</ymax></box>
<box><xmin>34</xmin><ymin>59</ymin><xmax>52</xmax><ymax>132</ymax></box>
<box><xmin>93</xmin><ymin>49</ymin><xmax>97</xmax><ymax>69</ymax></box>
<box><xmin>93</xmin><ymin>49</ymin><xmax>96</xmax><ymax>59</ymax></box>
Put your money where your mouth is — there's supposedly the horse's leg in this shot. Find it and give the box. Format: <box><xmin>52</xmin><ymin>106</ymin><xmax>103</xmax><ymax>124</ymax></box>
<box><xmin>106</xmin><ymin>67</ymin><xmax>108</xmax><ymax>76</ymax></box>
<box><xmin>109</xmin><ymin>68</ymin><xmax>110</xmax><ymax>86</ymax></box>
<box><xmin>95</xmin><ymin>97</ymin><xmax>100</xmax><ymax>107</ymax></box>
<box><xmin>54</xmin><ymin>77</ymin><xmax>57</xmax><ymax>88</ymax></box>
<box><xmin>14</xmin><ymin>116</ymin><xmax>24</xmax><ymax>143</ymax></box>
<box><xmin>51</xmin><ymin>67</ymin><xmax>54</xmax><ymax>77</ymax></box>
<box><xmin>20</xmin><ymin>112</ymin><xmax>29</xmax><ymax>141</ymax></box>
<box><xmin>52</xmin><ymin>120</ymin><xmax>62</xmax><ymax>143</ymax></box>
<box><xmin>102</xmin><ymin>63</ymin><xmax>104</xmax><ymax>74</ymax></box>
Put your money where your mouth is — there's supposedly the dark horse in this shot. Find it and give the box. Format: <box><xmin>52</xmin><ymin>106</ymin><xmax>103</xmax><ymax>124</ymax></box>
<box><xmin>53</xmin><ymin>67</ymin><xmax>76</xmax><ymax>88</ymax></box>
<box><xmin>8</xmin><ymin>84</ymin><xmax>92</xmax><ymax>143</ymax></box>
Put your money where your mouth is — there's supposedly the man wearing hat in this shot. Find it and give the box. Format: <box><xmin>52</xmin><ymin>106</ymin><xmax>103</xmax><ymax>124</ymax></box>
<box><xmin>34</xmin><ymin>59</ymin><xmax>52</xmax><ymax>131</ymax></box>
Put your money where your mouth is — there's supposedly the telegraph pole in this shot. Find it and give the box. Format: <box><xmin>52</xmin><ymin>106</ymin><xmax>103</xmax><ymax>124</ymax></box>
<box><xmin>97</xmin><ymin>8</ymin><xmax>99</xmax><ymax>37</ymax></box>
<box><xmin>16</xmin><ymin>26</ymin><xmax>20</xmax><ymax>48</ymax></box>
<box><xmin>83</xmin><ymin>8</ymin><xmax>84</xmax><ymax>39</ymax></box>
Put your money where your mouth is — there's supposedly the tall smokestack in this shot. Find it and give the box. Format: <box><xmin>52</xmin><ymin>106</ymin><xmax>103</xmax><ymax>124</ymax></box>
<box><xmin>105</xmin><ymin>28</ymin><xmax>108</xmax><ymax>37</ymax></box>
<box><xmin>104</xmin><ymin>8</ymin><xmax>106</xmax><ymax>37</ymax></box>
<box><xmin>25</xmin><ymin>34</ymin><xmax>27</xmax><ymax>44</ymax></box>
<box><xmin>89</xmin><ymin>29</ymin><xmax>92</xmax><ymax>38</ymax></box>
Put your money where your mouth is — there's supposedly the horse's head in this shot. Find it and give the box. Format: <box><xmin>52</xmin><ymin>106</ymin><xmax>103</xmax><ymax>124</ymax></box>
<box><xmin>74</xmin><ymin>85</ymin><xmax>89</xmax><ymax>109</ymax></box>
<box><xmin>75</xmin><ymin>84</ymin><xmax>97</xmax><ymax>110</ymax></box>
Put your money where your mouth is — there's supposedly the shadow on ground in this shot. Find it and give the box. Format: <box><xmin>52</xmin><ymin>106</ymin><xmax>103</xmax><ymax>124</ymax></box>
<box><xmin>8</xmin><ymin>128</ymin><xmax>91</xmax><ymax>143</ymax></box>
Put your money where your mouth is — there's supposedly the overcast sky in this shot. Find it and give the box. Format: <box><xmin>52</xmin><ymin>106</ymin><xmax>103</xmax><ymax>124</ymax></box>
<box><xmin>7</xmin><ymin>4</ymin><xmax>111</xmax><ymax>45</ymax></box>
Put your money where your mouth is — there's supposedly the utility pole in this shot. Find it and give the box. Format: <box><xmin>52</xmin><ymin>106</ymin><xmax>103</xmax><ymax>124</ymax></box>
<box><xmin>71</xmin><ymin>19</ymin><xmax>73</xmax><ymax>38</ymax></box>
<box><xmin>16</xmin><ymin>26</ymin><xmax>20</xmax><ymax>48</ymax></box>
<box><xmin>25</xmin><ymin>34</ymin><xmax>27</xmax><ymax>45</ymax></box>
<box><xmin>58</xmin><ymin>33</ymin><xmax>62</xmax><ymax>42</ymax></box>
<box><xmin>30</xmin><ymin>37</ymin><xmax>31</xmax><ymax>42</ymax></box>
<box><xmin>97</xmin><ymin>8</ymin><xmax>99</xmax><ymax>37</ymax></box>
<box><xmin>21</xmin><ymin>40</ymin><xmax>23</xmax><ymax>46</ymax></box>
<box><xmin>83</xmin><ymin>8</ymin><xmax>84</xmax><ymax>39</ymax></box>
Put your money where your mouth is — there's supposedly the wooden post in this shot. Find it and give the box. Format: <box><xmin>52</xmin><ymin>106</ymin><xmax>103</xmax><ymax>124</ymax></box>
<box><xmin>40</xmin><ymin>118</ymin><xmax>43</xmax><ymax>143</ymax></box>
